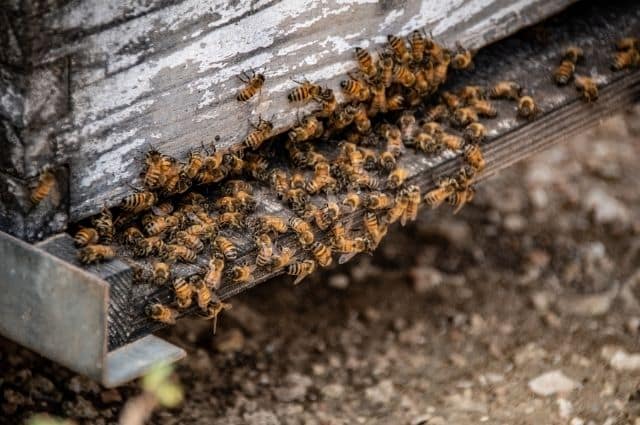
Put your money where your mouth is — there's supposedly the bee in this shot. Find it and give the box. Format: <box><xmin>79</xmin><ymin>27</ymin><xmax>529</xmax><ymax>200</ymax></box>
<box><xmin>203</xmin><ymin>256</ymin><xmax>224</xmax><ymax>290</ymax></box>
<box><xmin>310</xmin><ymin>242</ymin><xmax>332</xmax><ymax>268</ymax></box>
<box><xmin>385</xmin><ymin>191</ymin><xmax>409</xmax><ymax>224</ymax></box>
<box><xmin>244</xmin><ymin>116</ymin><xmax>273</xmax><ymax>151</ymax></box>
<box><xmin>285</xmin><ymin>173</ymin><xmax>303</xmax><ymax>191</ymax></box>
<box><xmin>458</xmin><ymin>85</ymin><xmax>485</xmax><ymax>102</ymax></box>
<box><xmin>611</xmin><ymin>49</ymin><xmax>640</xmax><ymax>71</ymax></box>
<box><xmin>432</xmin><ymin>53</ymin><xmax>451</xmax><ymax>85</ymax></box>
<box><xmin>424</xmin><ymin>177</ymin><xmax>456</xmax><ymax>208</ymax></box>
<box><xmin>195</xmin><ymin>166</ymin><xmax>227</xmax><ymax>185</ymax></box>
<box><xmin>342</xmin><ymin>192</ymin><xmax>361</xmax><ymax>212</ymax></box>
<box><xmin>143</xmin><ymin>150</ymin><xmax>176</xmax><ymax>190</ymax></box>
<box><xmin>313</xmin><ymin>202</ymin><xmax>340</xmax><ymax>230</ymax></box>
<box><xmin>270</xmin><ymin>169</ymin><xmax>290</xmax><ymax>199</ymax></box>
<box><xmin>441</xmin><ymin>91</ymin><xmax>462</xmax><ymax>111</ymax></box>
<box><xmin>215</xmin><ymin>196</ymin><xmax>238</xmax><ymax>213</ymax></box>
<box><xmin>30</xmin><ymin>168</ymin><xmax>56</xmax><ymax>205</ymax></box>
<box><xmin>448</xmin><ymin>184</ymin><xmax>476</xmax><ymax>214</ymax></box>
<box><xmin>387</xmin><ymin>167</ymin><xmax>408</xmax><ymax>190</ymax></box>
<box><xmin>517</xmin><ymin>95</ymin><xmax>539</xmax><ymax>118</ymax></box>
<box><xmin>330</xmin><ymin>104</ymin><xmax>358</xmax><ymax>130</ymax></box>
<box><xmin>147</xmin><ymin>303</ymin><xmax>178</xmax><ymax>325</ymax></box>
<box><xmin>425</xmin><ymin>104</ymin><xmax>449</xmax><ymax>122</ymax></box>
<box><xmin>151</xmin><ymin>262</ymin><xmax>171</xmax><ymax>286</ymax></box>
<box><xmin>616</xmin><ymin>37</ymin><xmax>639</xmax><ymax>51</ymax></box>
<box><xmin>286</xmin><ymin>188</ymin><xmax>310</xmax><ymax>214</ymax></box>
<box><xmin>382</xmin><ymin>125</ymin><xmax>404</xmax><ymax>157</ymax></box>
<box><xmin>341</xmin><ymin>142</ymin><xmax>364</xmax><ymax>170</ymax></box>
<box><xmin>134</xmin><ymin>236</ymin><xmax>166</xmax><ymax>257</ymax></box>
<box><xmin>165</xmin><ymin>244</ymin><xmax>197</xmax><ymax>263</ymax></box>
<box><xmin>218</xmin><ymin>212</ymin><xmax>244</xmax><ymax>230</ymax></box>
<box><xmin>224</xmin><ymin>180</ymin><xmax>253</xmax><ymax>196</ymax></box>
<box><xmin>353</xmin><ymin>171</ymin><xmax>380</xmax><ymax>191</ymax></box>
<box><xmin>233</xmin><ymin>190</ymin><xmax>255</xmax><ymax>213</ymax></box>
<box><xmin>424</xmin><ymin>34</ymin><xmax>446</xmax><ymax>61</ymax></box>
<box><xmin>288</xmin><ymin>78</ymin><xmax>322</xmax><ymax>103</ymax></box>
<box><xmin>202</xmin><ymin>301</ymin><xmax>232</xmax><ymax>334</ymax></box>
<box><xmin>340</xmin><ymin>75</ymin><xmax>370</xmax><ymax>102</ymax></box>
<box><xmin>289</xmin><ymin>217</ymin><xmax>314</xmax><ymax>247</ymax></box>
<box><xmin>214</xmin><ymin>236</ymin><xmax>237</xmax><ymax>261</ymax></box>
<box><xmin>415</xmin><ymin>132</ymin><xmax>441</xmax><ymax>154</ymax></box>
<box><xmin>151</xmin><ymin>202</ymin><xmax>175</xmax><ymax>217</ymax></box>
<box><xmin>386</xmin><ymin>93</ymin><xmax>404</xmax><ymax>111</ymax></box>
<box><xmin>231</xmin><ymin>264</ymin><xmax>255</xmax><ymax>284</ymax></box>
<box><xmin>308</xmin><ymin>162</ymin><xmax>336</xmax><ymax>195</ymax></box>
<box><xmin>413</xmin><ymin>69</ymin><xmax>430</xmax><ymax>94</ymax></box>
<box><xmin>255</xmin><ymin>233</ymin><xmax>274</xmax><ymax>267</ymax></box>
<box><xmin>451</xmin><ymin>44</ymin><xmax>474</xmax><ymax>70</ymax></box>
<box><xmin>464</xmin><ymin>123</ymin><xmax>487</xmax><ymax>144</ymax></box>
<box><xmin>236</xmin><ymin>70</ymin><xmax>265</xmax><ymax>101</ymax></box>
<box><xmin>353</xmin><ymin>104</ymin><xmax>371</xmax><ymax>133</ymax></box>
<box><xmin>289</xmin><ymin>114</ymin><xmax>323</xmax><ymax>143</ymax></box>
<box><xmin>393</xmin><ymin>64</ymin><xmax>416</xmax><ymax>87</ymax></box>
<box><xmin>182</xmin><ymin>150</ymin><xmax>204</xmax><ymax>179</ymax></box>
<box><xmin>144</xmin><ymin>215</ymin><xmax>179</xmax><ymax>237</ymax></box>
<box><xmin>378</xmin><ymin>55</ymin><xmax>395</xmax><ymax>88</ymax></box>
<box><xmin>174</xmin><ymin>230</ymin><xmax>204</xmax><ymax>253</ymax></box>
<box><xmin>306</xmin><ymin>150</ymin><xmax>329</xmax><ymax>168</ymax></box>
<box><xmin>552</xmin><ymin>60</ymin><xmax>575</xmax><ymax>85</ymax></box>
<box><xmin>354</xmin><ymin>47</ymin><xmax>377</xmax><ymax>77</ymax></box>
<box><xmin>469</xmin><ymin>99</ymin><xmax>497</xmax><ymax>118</ymax></box>
<box><xmin>271</xmin><ymin>246</ymin><xmax>295</xmax><ymax>270</ymax></box>
<box><xmin>379</xmin><ymin>151</ymin><xmax>397</xmax><ymax>171</ymax></box>
<box><xmin>194</xmin><ymin>279</ymin><xmax>212</xmax><ymax>310</ymax></box>
<box><xmin>92</xmin><ymin>207</ymin><xmax>115</xmax><ymax>244</ymax></box>
<box><xmin>74</xmin><ymin>228</ymin><xmax>99</xmax><ymax>247</ymax></box>
<box><xmin>489</xmin><ymin>81</ymin><xmax>522</xmax><ymax>100</ymax></box>
<box><xmin>574</xmin><ymin>76</ymin><xmax>598</xmax><ymax>102</ymax></box>
<box><xmin>173</xmin><ymin>277</ymin><xmax>194</xmax><ymax>309</ymax></box>
<box><xmin>464</xmin><ymin>143</ymin><xmax>486</xmax><ymax>172</ymax></box>
<box><xmin>387</xmin><ymin>34</ymin><xmax>411</xmax><ymax>63</ymax></box>
<box><xmin>452</xmin><ymin>107</ymin><xmax>478</xmax><ymax>127</ymax></box>
<box><xmin>202</xmin><ymin>147</ymin><xmax>224</xmax><ymax>172</ymax></box>
<box><xmin>256</xmin><ymin>215</ymin><xmax>288</xmax><ymax>236</ymax></box>
<box><xmin>421</xmin><ymin>121</ymin><xmax>444</xmax><ymax>137</ymax></box>
<box><xmin>403</xmin><ymin>185</ymin><xmax>421</xmax><ymax>225</ymax></box>
<box><xmin>244</xmin><ymin>154</ymin><xmax>270</xmax><ymax>181</ymax></box>
<box><xmin>563</xmin><ymin>46</ymin><xmax>583</xmax><ymax>64</ymax></box>
<box><xmin>398</xmin><ymin>112</ymin><xmax>417</xmax><ymax>145</ymax></box>
<box><xmin>287</xmin><ymin>259</ymin><xmax>316</xmax><ymax>285</ymax></box>
<box><xmin>78</xmin><ymin>244</ymin><xmax>116</xmax><ymax>264</ymax></box>
<box><xmin>409</xmin><ymin>29</ymin><xmax>426</xmax><ymax>62</ymax></box>
<box><xmin>314</xmin><ymin>87</ymin><xmax>337</xmax><ymax>118</ymax></box>
<box><xmin>120</xmin><ymin>190</ymin><xmax>157</xmax><ymax>214</ymax></box>
<box><xmin>363</xmin><ymin>212</ymin><xmax>387</xmax><ymax>251</ymax></box>
<box><xmin>223</xmin><ymin>153</ymin><xmax>245</xmax><ymax>176</ymax></box>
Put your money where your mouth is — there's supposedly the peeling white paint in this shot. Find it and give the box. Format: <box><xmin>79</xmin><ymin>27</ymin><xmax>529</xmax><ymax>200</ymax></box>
<box><xmin>379</xmin><ymin>8</ymin><xmax>405</xmax><ymax>32</ymax></box>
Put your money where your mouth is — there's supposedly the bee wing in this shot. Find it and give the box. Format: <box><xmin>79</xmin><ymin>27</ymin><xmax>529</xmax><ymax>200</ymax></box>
<box><xmin>338</xmin><ymin>252</ymin><xmax>359</xmax><ymax>265</ymax></box>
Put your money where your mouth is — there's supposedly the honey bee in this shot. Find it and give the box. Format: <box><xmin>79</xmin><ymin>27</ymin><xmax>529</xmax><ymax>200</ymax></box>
<box><xmin>165</xmin><ymin>244</ymin><xmax>197</xmax><ymax>263</ymax></box>
<box><xmin>195</xmin><ymin>166</ymin><xmax>227</xmax><ymax>185</ymax></box>
<box><xmin>432</xmin><ymin>53</ymin><xmax>451</xmax><ymax>86</ymax></box>
<box><xmin>415</xmin><ymin>132</ymin><xmax>440</xmax><ymax>154</ymax></box>
<box><xmin>378</xmin><ymin>55</ymin><xmax>394</xmax><ymax>88</ymax></box>
<box><xmin>214</xmin><ymin>236</ymin><xmax>237</xmax><ymax>261</ymax></box>
<box><xmin>424</xmin><ymin>177</ymin><xmax>456</xmax><ymax>208</ymax></box>
<box><xmin>342</xmin><ymin>192</ymin><xmax>361</xmax><ymax>212</ymax></box>
<box><xmin>244</xmin><ymin>116</ymin><xmax>273</xmax><ymax>151</ymax></box>
<box><xmin>287</xmin><ymin>259</ymin><xmax>316</xmax><ymax>285</ymax></box>
<box><xmin>92</xmin><ymin>207</ymin><xmax>115</xmax><ymax>244</ymax></box>
<box><xmin>233</xmin><ymin>190</ymin><xmax>255</xmax><ymax>213</ymax></box>
<box><xmin>134</xmin><ymin>236</ymin><xmax>166</xmax><ymax>257</ymax></box>
<box><xmin>144</xmin><ymin>215</ymin><xmax>179</xmax><ymax>237</ymax></box>
<box><xmin>313</xmin><ymin>202</ymin><xmax>340</xmax><ymax>230</ymax></box>
<box><xmin>151</xmin><ymin>262</ymin><xmax>171</xmax><ymax>286</ymax></box>
<box><xmin>552</xmin><ymin>60</ymin><xmax>576</xmax><ymax>85</ymax></box>
<box><xmin>202</xmin><ymin>301</ymin><xmax>232</xmax><ymax>334</ymax></box>
<box><xmin>78</xmin><ymin>244</ymin><xmax>116</xmax><ymax>264</ymax></box>
<box><xmin>353</xmin><ymin>104</ymin><xmax>371</xmax><ymax>133</ymax></box>
<box><xmin>314</xmin><ymin>88</ymin><xmax>337</xmax><ymax>118</ymax></box>
<box><xmin>437</xmin><ymin>133</ymin><xmax>463</xmax><ymax>151</ymax></box>
<box><xmin>30</xmin><ymin>168</ymin><xmax>56</xmax><ymax>205</ymax></box>
<box><xmin>202</xmin><ymin>146</ymin><xmax>224</xmax><ymax>172</ymax></box>
<box><xmin>563</xmin><ymin>46</ymin><xmax>583</xmax><ymax>63</ymax></box>
<box><xmin>340</xmin><ymin>75</ymin><xmax>370</xmax><ymax>102</ymax></box>
<box><xmin>363</xmin><ymin>212</ymin><xmax>387</xmax><ymax>251</ymax></box>
<box><xmin>385</xmin><ymin>191</ymin><xmax>409</xmax><ymax>224</ymax></box>
<box><xmin>363</xmin><ymin>192</ymin><xmax>391</xmax><ymax>210</ymax></box>
<box><xmin>451</xmin><ymin>44</ymin><xmax>474</xmax><ymax>70</ymax></box>
<box><xmin>218</xmin><ymin>212</ymin><xmax>244</xmax><ymax>230</ymax></box>
<box><xmin>236</xmin><ymin>70</ymin><xmax>265</xmax><ymax>101</ymax></box>
<box><xmin>469</xmin><ymin>99</ymin><xmax>497</xmax><ymax>118</ymax></box>
<box><xmin>424</xmin><ymin>34</ymin><xmax>446</xmax><ymax>62</ymax></box>
<box><xmin>616</xmin><ymin>37</ymin><xmax>639</xmax><ymax>51</ymax></box>
<box><xmin>425</xmin><ymin>104</ymin><xmax>449</xmax><ymax>122</ymax></box>
<box><xmin>463</xmin><ymin>123</ymin><xmax>487</xmax><ymax>144</ymax></box>
<box><xmin>223</xmin><ymin>180</ymin><xmax>253</xmax><ymax>196</ymax></box>
<box><xmin>387</xmin><ymin>168</ymin><xmax>408</xmax><ymax>190</ymax></box>
<box><xmin>223</xmin><ymin>153</ymin><xmax>245</xmax><ymax>176</ymax></box>
<box><xmin>255</xmin><ymin>233</ymin><xmax>274</xmax><ymax>267</ymax></box>
<box><xmin>173</xmin><ymin>277</ymin><xmax>194</xmax><ymax>309</ymax></box>
<box><xmin>142</xmin><ymin>150</ymin><xmax>175</xmax><ymax>190</ymax></box>
<box><xmin>574</xmin><ymin>76</ymin><xmax>598</xmax><ymax>102</ymax></box>
<box><xmin>74</xmin><ymin>227</ymin><xmax>99</xmax><ymax>247</ymax></box>
<box><xmin>452</xmin><ymin>107</ymin><xmax>478</xmax><ymax>127</ymax></box>
<box><xmin>413</xmin><ymin>69</ymin><xmax>430</xmax><ymax>94</ymax></box>
<box><xmin>421</xmin><ymin>121</ymin><xmax>443</xmax><ymax>137</ymax></box>
<box><xmin>441</xmin><ymin>91</ymin><xmax>462</xmax><ymax>111</ymax></box>
<box><xmin>489</xmin><ymin>81</ymin><xmax>522</xmax><ymax>100</ymax></box>
<box><xmin>382</xmin><ymin>125</ymin><xmax>404</xmax><ymax>157</ymax></box>
<box><xmin>270</xmin><ymin>169</ymin><xmax>290</xmax><ymax>199</ymax></box>
<box><xmin>448</xmin><ymin>185</ymin><xmax>476</xmax><ymax>214</ymax></box>
<box><xmin>517</xmin><ymin>95</ymin><xmax>539</xmax><ymax>119</ymax></box>
<box><xmin>286</xmin><ymin>188</ymin><xmax>310</xmax><ymax>214</ymax></box>
<box><xmin>147</xmin><ymin>303</ymin><xmax>178</xmax><ymax>325</ymax></box>
<box><xmin>288</xmin><ymin>78</ymin><xmax>321</xmax><ymax>103</ymax></box>
<box><xmin>255</xmin><ymin>215</ymin><xmax>287</xmax><ymax>236</ymax></box>
<box><xmin>393</xmin><ymin>64</ymin><xmax>416</xmax><ymax>87</ymax></box>
<box><xmin>271</xmin><ymin>246</ymin><xmax>295</xmax><ymax>270</ymax></box>
<box><xmin>379</xmin><ymin>151</ymin><xmax>397</xmax><ymax>171</ymax></box>
<box><xmin>194</xmin><ymin>279</ymin><xmax>212</xmax><ymax>310</ymax></box>
<box><xmin>181</xmin><ymin>151</ymin><xmax>204</xmax><ymax>180</ymax></box>
<box><xmin>458</xmin><ymin>85</ymin><xmax>485</xmax><ymax>102</ymax></box>
<box><xmin>352</xmin><ymin>171</ymin><xmax>380</xmax><ymax>191</ymax></box>
<box><xmin>289</xmin><ymin>217</ymin><xmax>314</xmax><ymax>247</ymax></box>
<box><xmin>331</xmin><ymin>104</ymin><xmax>358</xmax><ymax>130</ymax></box>
<box><xmin>310</xmin><ymin>241</ymin><xmax>332</xmax><ymax>268</ymax></box>
<box><xmin>232</xmin><ymin>264</ymin><xmax>255</xmax><ymax>284</ymax></box>
<box><xmin>306</xmin><ymin>150</ymin><xmax>329</xmax><ymax>168</ymax></box>
<box><xmin>174</xmin><ymin>230</ymin><xmax>204</xmax><ymax>253</ymax></box>
<box><xmin>403</xmin><ymin>185</ymin><xmax>421</xmax><ymax>225</ymax></box>
<box><xmin>409</xmin><ymin>29</ymin><xmax>426</xmax><ymax>62</ymax></box>
<box><xmin>203</xmin><ymin>256</ymin><xmax>224</xmax><ymax>290</ymax></box>
<box><xmin>289</xmin><ymin>114</ymin><xmax>323</xmax><ymax>143</ymax></box>
<box><xmin>387</xmin><ymin>34</ymin><xmax>411</xmax><ymax>63</ymax></box>
<box><xmin>398</xmin><ymin>112</ymin><xmax>417</xmax><ymax>145</ymax></box>
<box><xmin>120</xmin><ymin>190</ymin><xmax>157</xmax><ymax>214</ymax></box>
<box><xmin>386</xmin><ymin>93</ymin><xmax>404</xmax><ymax>111</ymax></box>
<box><xmin>151</xmin><ymin>202</ymin><xmax>175</xmax><ymax>217</ymax></box>
<box><xmin>464</xmin><ymin>143</ymin><xmax>486</xmax><ymax>172</ymax></box>
<box><xmin>611</xmin><ymin>49</ymin><xmax>640</xmax><ymax>71</ymax></box>
<box><xmin>354</xmin><ymin>47</ymin><xmax>377</xmax><ymax>77</ymax></box>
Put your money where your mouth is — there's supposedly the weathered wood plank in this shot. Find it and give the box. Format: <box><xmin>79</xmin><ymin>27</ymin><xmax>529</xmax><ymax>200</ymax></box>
<box><xmin>107</xmin><ymin>0</ymin><xmax>640</xmax><ymax>347</ymax></box>
<box><xmin>22</xmin><ymin>0</ymin><xmax>573</xmax><ymax>221</ymax></box>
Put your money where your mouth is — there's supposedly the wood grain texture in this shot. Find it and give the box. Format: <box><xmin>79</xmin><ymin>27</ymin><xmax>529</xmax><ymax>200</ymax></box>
<box><xmin>16</xmin><ymin>0</ymin><xmax>574</xmax><ymax>221</ymax></box>
<box><xmin>105</xmin><ymin>0</ymin><xmax>640</xmax><ymax>348</ymax></box>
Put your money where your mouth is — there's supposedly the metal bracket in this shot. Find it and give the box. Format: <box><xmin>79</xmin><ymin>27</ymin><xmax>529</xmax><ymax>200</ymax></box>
<box><xmin>0</xmin><ymin>230</ymin><xmax>185</xmax><ymax>387</ymax></box>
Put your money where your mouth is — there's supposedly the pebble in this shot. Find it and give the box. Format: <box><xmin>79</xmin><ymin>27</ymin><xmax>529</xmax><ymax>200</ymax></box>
<box><xmin>322</xmin><ymin>384</ymin><xmax>345</xmax><ymax>399</ymax></box>
<box><xmin>584</xmin><ymin>188</ymin><xmax>631</xmax><ymax>227</ymax></box>
<box><xmin>569</xmin><ymin>418</ymin><xmax>585</xmax><ymax>425</ymax></box>
<box><xmin>328</xmin><ymin>273</ymin><xmax>350</xmax><ymax>290</ymax></box>
<box><xmin>556</xmin><ymin>283</ymin><xmax>618</xmax><ymax>317</ymax></box>
<box><xmin>100</xmin><ymin>389</ymin><xmax>122</xmax><ymax>404</ymax></box>
<box><xmin>214</xmin><ymin>328</ymin><xmax>245</xmax><ymax>353</ymax></box>
<box><xmin>418</xmin><ymin>218</ymin><xmax>471</xmax><ymax>249</ymax></box>
<box><xmin>514</xmin><ymin>343</ymin><xmax>548</xmax><ymax>366</ymax></box>
<box><xmin>274</xmin><ymin>373</ymin><xmax>313</xmax><ymax>402</ymax></box>
<box><xmin>410</xmin><ymin>266</ymin><xmax>443</xmax><ymax>294</ymax></box>
<box><xmin>243</xmin><ymin>410</ymin><xmax>281</xmax><ymax>425</ymax></box>
<box><xmin>528</xmin><ymin>370</ymin><xmax>579</xmax><ymax>396</ymax></box>
<box><xmin>602</xmin><ymin>347</ymin><xmax>640</xmax><ymax>371</ymax></box>
<box><xmin>63</xmin><ymin>396</ymin><xmax>99</xmax><ymax>419</ymax></box>
<box><xmin>503</xmin><ymin>214</ymin><xmax>526</xmax><ymax>233</ymax></box>
<box><xmin>557</xmin><ymin>397</ymin><xmax>573</xmax><ymax>418</ymax></box>
<box><xmin>67</xmin><ymin>375</ymin><xmax>100</xmax><ymax>395</ymax></box>
<box><xmin>365</xmin><ymin>380</ymin><xmax>394</xmax><ymax>405</ymax></box>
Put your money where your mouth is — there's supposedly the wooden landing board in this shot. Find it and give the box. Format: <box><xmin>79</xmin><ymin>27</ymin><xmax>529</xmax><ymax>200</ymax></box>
<box><xmin>97</xmin><ymin>0</ymin><xmax>640</xmax><ymax>349</ymax></box>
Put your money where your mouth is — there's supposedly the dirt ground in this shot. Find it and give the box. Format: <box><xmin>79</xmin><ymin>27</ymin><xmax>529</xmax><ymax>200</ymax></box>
<box><xmin>2</xmin><ymin>111</ymin><xmax>640</xmax><ymax>425</ymax></box>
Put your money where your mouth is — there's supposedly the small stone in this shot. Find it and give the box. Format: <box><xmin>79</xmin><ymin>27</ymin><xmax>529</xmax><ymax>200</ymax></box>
<box><xmin>557</xmin><ymin>398</ymin><xmax>573</xmax><ymax>418</ymax></box>
<box><xmin>274</xmin><ymin>373</ymin><xmax>313</xmax><ymax>402</ymax></box>
<box><xmin>411</xmin><ymin>266</ymin><xmax>443</xmax><ymax>294</ymax></box>
<box><xmin>584</xmin><ymin>188</ymin><xmax>630</xmax><ymax>226</ymax></box>
<box><xmin>418</xmin><ymin>218</ymin><xmax>471</xmax><ymax>249</ymax></box>
<box><xmin>100</xmin><ymin>389</ymin><xmax>122</xmax><ymax>404</ymax></box>
<box><xmin>411</xmin><ymin>414</ymin><xmax>432</xmax><ymax>425</ymax></box>
<box><xmin>528</xmin><ymin>370</ymin><xmax>579</xmax><ymax>396</ymax></box>
<box><xmin>626</xmin><ymin>317</ymin><xmax>640</xmax><ymax>335</ymax></box>
<box><xmin>503</xmin><ymin>214</ymin><xmax>526</xmax><ymax>232</ymax></box>
<box><xmin>63</xmin><ymin>396</ymin><xmax>99</xmax><ymax>419</ymax></box>
<box><xmin>569</xmin><ymin>418</ymin><xmax>585</xmax><ymax>425</ymax></box>
<box><xmin>608</xmin><ymin>349</ymin><xmax>640</xmax><ymax>371</ymax></box>
<box><xmin>365</xmin><ymin>379</ymin><xmax>394</xmax><ymax>405</ymax></box>
<box><xmin>514</xmin><ymin>343</ymin><xmax>548</xmax><ymax>366</ymax></box>
<box><xmin>556</xmin><ymin>284</ymin><xmax>618</xmax><ymax>317</ymax></box>
<box><xmin>321</xmin><ymin>384</ymin><xmax>345</xmax><ymax>399</ymax></box>
<box><xmin>328</xmin><ymin>273</ymin><xmax>349</xmax><ymax>290</ymax></box>
<box><xmin>68</xmin><ymin>375</ymin><xmax>100</xmax><ymax>395</ymax></box>
<box><xmin>530</xmin><ymin>291</ymin><xmax>552</xmax><ymax>312</ymax></box>
<box><xmin>214</xmin><ymin>328</ymin><xmax>245</xmax><ymax>353</ymax></box>
<box><xmin>242</xmin><ymin>410</ymin><xmax>281</xmax><ymax>425</ymax></box>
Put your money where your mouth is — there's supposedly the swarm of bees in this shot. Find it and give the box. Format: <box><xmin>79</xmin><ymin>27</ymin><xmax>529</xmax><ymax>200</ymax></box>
<box><xmin>71</xmin><ymin>27</ymin><xmax>637</xmax><ymax>332</ymax></box>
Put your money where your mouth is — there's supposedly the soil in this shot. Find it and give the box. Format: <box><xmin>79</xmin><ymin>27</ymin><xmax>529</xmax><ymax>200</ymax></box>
<box><xmin>2</xmin><ymin>110</ymin><xmax>640</xmax><ymax>425</ymax></box>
